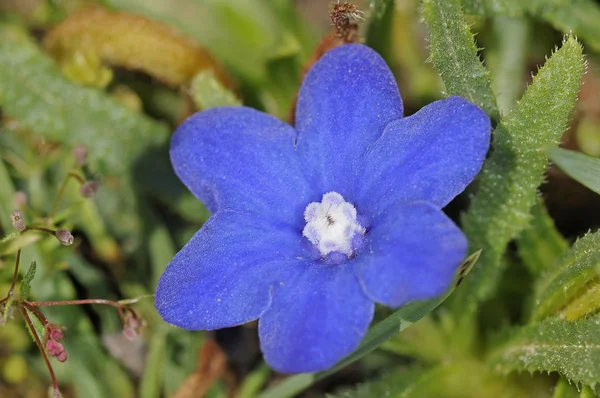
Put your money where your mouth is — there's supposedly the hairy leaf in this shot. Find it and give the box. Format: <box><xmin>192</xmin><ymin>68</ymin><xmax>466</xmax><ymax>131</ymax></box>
<box><xmin>516</xmin><ymin>200</ymin><xmax>568</xmax><ymax>276</ymax></box>
<box><xmin>532</xmin><ymin>231</ymin><xmax>600</xmax><ymax>321</ymax></box>
<box><xmin>549</xmin><ymin>148</ymin><xmax>600</xmax><ymax>195</ymax></box>
<box><xmin>0</xmin><ymin>26</ymin><xmax>168</xmax><ymax>175</ymax></box>
<box><xmin>19</xmin><ymin>261</ymin><xmax>36</xmax><ymax>300</ymax></box>
<box><xmin>462</xmin><ymin>0</ymin><xmax>600</xmax><ymax>53</ymax></box>
<box><xmin>452</xmin><ymin>35</ymin><xmax>584</xmax><ymax>322</ymax></box>
<box><xmin>422</xmin><ymin>0</ymin><xmax>499</xmax><ymax>120</ymax></box>
<box><xmin>488</xmin><ymin>314</ymin><xmax>600</xmax><ymax>387</ymax></box>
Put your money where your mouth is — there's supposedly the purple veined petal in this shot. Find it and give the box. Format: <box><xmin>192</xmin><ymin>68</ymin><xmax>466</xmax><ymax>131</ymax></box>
<box><xmin>171</xmin><ymin>106</ymin><xmax>314</xmax><ymax>226</ymax></box>
<box><xmin>258</xmin><ymin>263</ymin><xmax>374</xmax><ymax>373</ymax></box>
<box><xmin>355</xmin><ymin>96</ymin><xmax>491</xmax><ymax>218</ymax></box>
<box><xmin>155</xmin><ymin>210</ymin><xmax>309</xmax><ymax>330</ymax></box>
<box><xmin>295</xmin><ymin>44</ymin><xmax>403</xmax><ymax>197</ymax></box>
<box><xmin>353</xmin><ymin>202</ymin><xmax>468</xmax><ymax>308</ymax></box>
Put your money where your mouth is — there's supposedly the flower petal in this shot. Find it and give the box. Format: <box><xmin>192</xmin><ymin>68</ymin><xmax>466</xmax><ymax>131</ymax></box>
<box><xmin>259</xmin><ymin>264</ymin><xmax>374</xmax><ymax>373</ymax></box>
<box><xmin>171</xmin><ymin>106</ymin><xmax>313</xmax><ymax>225</ymax></box>
<box><xmin>155</xmin><ymin>210</ymin><xmax>307</xmax><ymax>330</ymax></box>
<box><xmin>354</xmin><ymin>202</ymin><xmax>467</xmax><ymax>308</ymax></box>
<box><xmin>355</xmin><ymin>96</ymin><xmax>490</xmax><ymax>217</ymax></box>
<box><xmin>295</xmin><ymin>44</ymin><xmax>403</xmax><ymax>196</ymax></box>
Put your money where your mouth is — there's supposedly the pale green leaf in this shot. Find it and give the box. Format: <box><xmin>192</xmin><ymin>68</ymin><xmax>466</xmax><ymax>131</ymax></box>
<box><xmin>365</xmin><ymin>0</ymin><xmax>395</xmax><ymax>63</ymax></box>
<box><xmin>532</xmin><ymin>0</ymin><xmax>600</xmax><ymax>53</ymax></box>
<box><xmin>0</xmin><ymin>26</ymin><xmax>169</xmax><ymax>176</ymax></box>
<box><xmin>330</xmin><ymin>360</ymin><xmax>549</xmax><ymax>398</ymax></box>
<box><xmin>19</xmin><ymin>260</ymin><xmax>36</xmax><ymax>300</ymax></box>
<box><xmin>452</xmin><ymin>35</ymin><xmax>584</xmax><ymax>322</ymax></box>
<box><xmin>487</xmin><ymin>16</ymin><xmax>530</xmax><ymax>115</ymax></box>
<box><xmin>422</xmin><ymin>0</ymin><xmax>499</xmax><ymax>120</ymax></box>
<box><xmin>462</xmin><ymin>0</ymin><xmax>600</xmax><ymax>53</ymax></box>
<box><xmin>532</xmin><ymin>231</ymin><xmax>600</xmax><ymax>321</ymax></box>
<box><xmin>549</xmin><ymin>148</ymin><xmax>600</xmax><ymax>195</ymax></box>
<box><xmin>552</xmin><ymin>377</ymin><xmax>580</xmax><ymax>398</ymax></box>
<box><xmin>516</xmin><ymin>200</ymin><xmax>568</xmax><ymax>276</ymax></box>
<box><xmin>487</xmin><ymin>314</ymin><xmax>600</xmax><ymax>387</ymax></box>
<box><xmin>191</xmin><ymin>70</ymin><xmax>241</xmax><ymax>110</ymax></box>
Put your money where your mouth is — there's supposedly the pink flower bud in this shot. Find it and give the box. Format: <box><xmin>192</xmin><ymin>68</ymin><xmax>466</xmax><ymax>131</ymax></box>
<box><xmin>13</xmin><ymin>191</ymin><xmax>27</xmax><ymax>207</ymax></box>
<box><xmin>79</xmin><ymin>181</ymin><xmax>99</xmax><ymax>198</ymax></box>
<box><xmin>73</xmin><ymin>145</ymin><xmax>88</xmax><ymax>166</ymax></box>
<box><xmin>49</xmin><ymin>328</ymin><xmax>63</xmax><ymax>342</ymax></box>
<box><xmin>123</xmin><ymin>327</ymin><xmax>137</xmax><ymax>341</ymax></box>
<box><xmin>46</xmin><ymin>340</ymin><xmax>64</xmax><ymax>357</ymax></box>
<box><xmin>10</xmin><ymin>209</ymin><xmax>25</xmax><ymax>232</ymax></box>
<box><xmin>55</xmin><ymin>229</ymin><xmax>74</xmax><ymax>246</ymax></box>
<box><xmin>56</xmin><ymin>350</ymin><xmax>68</xmax><ymax>363</ymax></box>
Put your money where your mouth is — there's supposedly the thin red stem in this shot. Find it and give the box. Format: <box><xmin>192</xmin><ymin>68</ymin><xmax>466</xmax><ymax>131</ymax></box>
<box><xmin>28</xmin><ymin>298</ymin><xmax>136</xmax><ymax>326</ymax></box>
<box><xmin>20</xmin><ymin>305</ymin><xmax>60</xmax><ymax>396</ymax></box>
<box><xmin>6</xmin><ymin>249</ymin><xmax>22</xmax><ymax>298</ymax></box>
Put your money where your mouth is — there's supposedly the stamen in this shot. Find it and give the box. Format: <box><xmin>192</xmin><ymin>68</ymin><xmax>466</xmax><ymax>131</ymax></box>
<box><xmin>302</xmin><ymin>192</ymin><xmax>366</xmax><ymax>258</ymax></box>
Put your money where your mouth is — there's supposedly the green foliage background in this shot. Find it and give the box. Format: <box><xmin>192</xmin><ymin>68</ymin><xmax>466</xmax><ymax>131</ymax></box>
<box><xmin>1</xmin><ymin>0</ymin><xmax>600</xmax><ymax>397</ymax></box>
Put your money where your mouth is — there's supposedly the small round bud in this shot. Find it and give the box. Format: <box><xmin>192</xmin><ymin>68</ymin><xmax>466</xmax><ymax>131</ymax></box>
<box><xmin>55</xmin><ymin>229</ymin><xmax>74</xmax><ymax>246</ymax></box>
<box><xmin>56</xmin><ymin>350</ymin><xmax>68</xmax><ymax>363</ymax></box>
<box><xmin>73</xmin><ymin>145</ymin><xmax>88</xmax><ymax>166</ymax></box>
<box><xmin>10</xmin><ymin>209</ymin><xmax>25</xmax><ymax>233</ymax></box>
<box><xmin>79</xmin><ymin>181</ymin><xmax>99</xmax><ymax>198</ymax></box>
<box><xmin>49</xmin><ymin>328</ymin><xmax>63</xmax><ymax>342</ymax></box>
<box><xmin>13</xmin><ymin>191</ymin><xmax>27</xmax><ymax>208</ymax></box>
<box><xmin>46</xmin><ymin>340</ymin><xmax>64</xmax><ymax>357</ymax></box>
<box><xmin>123</xmin><ymin>327</ymin><xmax>138</xmax><ymax>341</ymax></box>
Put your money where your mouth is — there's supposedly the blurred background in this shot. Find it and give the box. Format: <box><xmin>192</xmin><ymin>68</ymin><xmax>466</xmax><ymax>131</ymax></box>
<box><xmin>0</xmin><ymin>0</ymin><xmax>599</xmax><ymax>397</ymax></box>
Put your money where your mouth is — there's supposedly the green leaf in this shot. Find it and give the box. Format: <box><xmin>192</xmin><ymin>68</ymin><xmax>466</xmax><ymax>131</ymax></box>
<box><xmin>549</xmin><ymin>148</ymin><xmax>600</xmax><ymax>195</ymax></box>
<box><xmin>330</xmin><ymin>360</ymin><xmax>550</xmax><ymax>398</ymax></box>
<box><xmin>487</xmin><ymin>314</ymin><xmax>600</xmax><ymax>387</ymax></box>
<box><xmin>516</xmin><ymin>200</ymin><xmax>568</xmax><ymax>276</ymax></box>
<box><xmin>462</xmin><ymin>0</ymin><xmax>600</xmax><ymax>53</ymax></box>
<box><xmin>532</xmin><ymin>0</ymin><xmax>600</xmax><ymax>53</ymax></box>
<box><xmin>257</xmin><ymin>252</ymin><xmax>481</xmax><ymax>398</ymax></box>
<box><xmin>461</xmin><ymin>0</ymin><xmax>525</xmax><ymax>17</ymax></box>
<box><xmin>238</xmin><ymin>362</ymin><xmax>271</xmax><ymax>398</ymax></box>
<box><xmin>326</xmin><ymin>366</ymin><xmax>430</xmax><ymax>398</ymax></box>
<box><xmin>139</xmin><ymin>329</ymin><xmax>167</xmax><ymax>398</ymax></box>
<box><xmin>365</xmin><ymin>0</ymin><xmax>395</xmax><ymax>63</ymax></box>
<box><xmin>191</xmin><ymin>70</ymin><xmax>241</xmax><ymax>110</ymax></box>
<box><xmin>451</xmin><ymin>35</ymin><xmax>584</xmax><ymax>323</ymax></box>
<box><xmin>0</xmin><ymin>26</ymin><xmax>169</xmax><ymax>176</ymax></box>
<box><xmin>487</xmin><ymin>16</ymin><xmax>530</xmax><ymax>115</ymax></box>
<box><xmin>552</xmin><ymin>377</ymin><xmax>580</xmax><ymax>398</ymax></box>
<box><xmin>19</xmin><ymin>260</ymin><xmax>36</xmax><ymax>300</ymax></box>
<box><xmin>532</xmin><ymin>231</ymin><xmax>600</xmax><ymax>321</ymax></box>
<box><xmin>422</xmin><ymin>0</ymin><xmax>499</xmax><ymax>120</ymax></box>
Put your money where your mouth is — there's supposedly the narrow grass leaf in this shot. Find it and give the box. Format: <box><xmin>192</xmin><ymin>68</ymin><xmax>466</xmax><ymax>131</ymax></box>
<box><xmin>549</xmin><ymin>148</ymin><xmax>600</xmax><ymax>195</ymax></box>
<box><xmin>365</xmin><ymin>0</ymin><xmax>395</xmax><ymax>63</ymax></box>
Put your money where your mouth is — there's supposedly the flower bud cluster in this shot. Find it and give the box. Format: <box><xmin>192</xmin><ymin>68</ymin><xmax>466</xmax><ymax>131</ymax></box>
<box><xmin>45</xmin><ymin>326</ymin><xmax>68</xmax><ymax>363</ymax></box>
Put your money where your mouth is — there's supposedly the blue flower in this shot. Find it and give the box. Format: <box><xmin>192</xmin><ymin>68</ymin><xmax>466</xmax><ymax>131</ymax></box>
<box><xmin>155</xmin><ymin>44</ymin><xmax>491</xmax><ymax>373</ymax></box>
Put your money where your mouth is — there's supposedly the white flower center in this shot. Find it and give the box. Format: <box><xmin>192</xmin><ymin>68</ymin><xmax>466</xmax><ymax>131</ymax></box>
<box><xmin>302</xmin><ymin>192</ymin><xmax>366</xmax><ymax>258</ymax></box>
